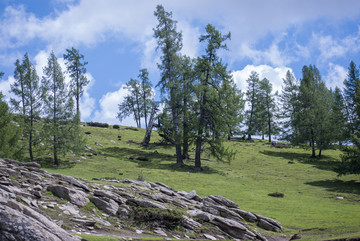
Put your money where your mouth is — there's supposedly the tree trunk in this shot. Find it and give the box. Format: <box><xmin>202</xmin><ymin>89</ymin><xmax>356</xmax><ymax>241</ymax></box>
<box><xmin>268</xmin><ymin>111</ymin><xmax>272</xmax><ymax>143</ymax></box>
<box><xmin>142</xmin><ymin>104</ymin><xmax>157</xmax><ymax>145</ymax></box>
<box><xmin>311</xmin><ymin>129</ymin><xmax>316</xmax><ymax>158</ymax></box>
<box><xmin>182</xmin><ymin>97</ymin><xmax>189</xmax><ymax>160</ymax></box>
<box><xmin>171</xmin><ymin>89</ymin><xmax>183</xmax><ymax>167</ymax></box>
<box><xmin>195</xmin><ymin>91</ymin><xmax>207</xmax><ymax>172</ymax></box>
<box><xmin>318</xmin><ymin>149</ymin><xmax>322</xmax><ymax>158</ymax></box>
<box><xmin>29</xmin><ymin>115</ymin><xmax>34</xmax><ymax>162</ymax></box>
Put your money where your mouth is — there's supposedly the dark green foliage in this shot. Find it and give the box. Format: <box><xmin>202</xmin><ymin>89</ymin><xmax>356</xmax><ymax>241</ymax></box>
<box><xmin>86</xmin><ymin>122</ymin><xmax>109</xmax><ymax>128</ymax></box>
<box><xmin>154</xmin><ymin>5</ymin><xmax>184</xmax><ymax>166</ymax></box>
<box><xmin>278</xmin><ymin>70</ymin><xmax>299</xmax><ymax>141</ymax></box>
<box><xmin>293</xmin><ymin>65</ymin><xmax>334</xmax><ymax>157</ymax></box>
<box><xmin>343</xmin><ymin>61</ymin><xmax>359</xmax><ymax>135</ymax></box>
<box><xmin>63</xmin><ymin>47</ymin><xmax>89</xmax><ymax>117</ymax></box>
<box><xmin>10</xmin><ymin>53</ymin><xmax>42</xmax><ymax>161</ymax></box>
<box><xmin>117</xmin><ymin>69</ymin><xmax>153</xmax><ymax>128</ymax></box>
<box><xmin>0</xmin><ymin>92</ymin><xmax>21</xmax><ymax>159</ymax></box>
<box><xmin>112</xmin><ymin>124</ymin><xmax>120</xmax><ymax>129</ymax></box>
<box><xmin>194</xmin><ymin>24</ymin><xmax>235</xmax><ymax>170</ymax></box>
<box><xmin>335</xmin><ymin>132</ymin><xmax>360</xmax><ymax>175</ymax></box>
<box><xmin>42</xmin><ymin>51</ymin><xmax>83</xmax><ymax>166</ymax></box>
<box><xmin>245</xmin><ymin>71</ymin><xmax>261</xmax><ymax>139</ymax></box>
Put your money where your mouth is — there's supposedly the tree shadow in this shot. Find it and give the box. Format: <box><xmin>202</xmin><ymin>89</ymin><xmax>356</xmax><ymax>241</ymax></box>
<box><xmin>305</xmin><ymin>179</ymin><xmax>360</xmax><ymax>195</ymax></box>
<box><xmin>35</xmin><ymin>157</ymin><xmax>76</xmax><ymax>169</ymax></box>
<box><xmin>102</xmin><ymin>146</ymin><xmax>225</xmax><ymax>175</ymax></box>
<box><xmin>260</xmin><ymin>150</ymin><xmax>339</xmax><ymax>171</ymax></box>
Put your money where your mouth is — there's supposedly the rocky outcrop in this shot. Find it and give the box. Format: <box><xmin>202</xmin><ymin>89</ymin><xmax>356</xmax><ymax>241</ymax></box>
<box><xmin>0</xmin><ymin>158</ymin><xmax>283</xmax><ymax>240</ymax></box>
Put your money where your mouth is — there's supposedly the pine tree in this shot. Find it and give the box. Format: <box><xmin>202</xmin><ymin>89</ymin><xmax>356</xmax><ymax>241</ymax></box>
<box><xmin>245</xmin><ymin>71</ymin><xmax>261</xmax><ymax>140</ymax></box>
<box><xmin>258</xmin><ymin>78</ymin><xmax>277</xmax><ymax>142</ymax></box>
<box><xmin>194</xmin><ymin>24</ymin><xmax>233</xmax><ymax>171</ymax></box>
<box><xmin>42</xmin><ymin>51</ymin><xmax>81</xmax><ymax>166</ymax></box>
<box><xmin>343</xmin><ymin>61</ymin><xmax>359</xmax><ymax>135</ymax></box>
<box><xmin>278</xmin><ymin>70</ymin><xmax>299</xmax><ymax>141</ymax></box>
<box><xmin>154</xmin><ymin>5</ymin><xmax>184</xmax><ymax>167</ymax></box>
<box><xmin>180</xmin><ymin>56</ymin><xmax>196</xmax><ymax>160</ymax></box>
<box><xmin>10</xmin><ymin>53</ymin><xmax>42</xmax><ymax>161</ymax></box>
<box><xmin>331</xmin><ymin>87</ymin><xmax>347</xmax><ymax>146</ymax></box>
<box><xmin>294</xmin><ymin>65</ymin><xmax>334</xmax><ymax>157</ymax></box>
<box><xmin>63</xmin><ymin>47</ymin><xmax>89</xmax><ymax>118</ymax></box>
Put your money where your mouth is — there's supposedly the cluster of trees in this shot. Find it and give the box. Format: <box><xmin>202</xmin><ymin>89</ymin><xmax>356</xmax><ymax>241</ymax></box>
<box><xmin>150</xmin><ymin>5</ymin><xmax>245</xmax><ymax>171</ymax></box>
<box><xmin>117</xmin><ymin>69</ymin><xmax>154</xmax><ymax>129</ymax></box>
<box><xmin>0</xmin><ymin>48</ymin><xmax>89</xmax><ymax>165</ymax></box>
<box><xmin>116</xmin><ymin>5</ymin><xmax>360</xmax><ymax>175</ymax></box>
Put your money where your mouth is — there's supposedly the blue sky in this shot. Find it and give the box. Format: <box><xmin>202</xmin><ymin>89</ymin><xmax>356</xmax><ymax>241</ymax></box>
<box><xmin>1</xmin><ymin>0</ymin><xmax>360</xmax><ymax>126</ymax></box>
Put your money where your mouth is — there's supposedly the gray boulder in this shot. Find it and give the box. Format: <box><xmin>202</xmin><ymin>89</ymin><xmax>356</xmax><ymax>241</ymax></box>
<box><xmin>210</xmin><ymin>216</ymin><xmax>256</xmax><ymax>240</ymax></box>
<box><xmin>47</xmin><ymin>185</ymin><xmax>89</xmax><ymax>207</ymax></box>
<box><xmin>126</xmin><ymin>198</ymin><xmax>167</xmax><ymax>209</ymax></box>
<box><xmin>94</xmin><ymin>189</ymin><xmax>126</xmax><ymax>204</ymax></box>
<box><xmin>187</xmin><ymin>209</ymin><xmax>214</xmax><ymax>222</ymax></box>
<box><xmin>182</xmin><ymin>215</ymin><xmax>202</xmax><ymax>230</ymax></box>
<box><xmin>208</xmin><ymin>195</ymin><xmax>238</xmax><ymax>208</ymax></box>
<box><xmin>91</xmin><ymin>196</ymin><xmax>119</xmax><ymax>216</ymax></box>
<box><xmin>231</xmin><ymin>208</ymin><xmax>258</xmax><ymax>223</ymax></box>
<box><xmin>258</xmin><ymin>218</ymin><xmax>282</xmax><ymax>233</ymax></box>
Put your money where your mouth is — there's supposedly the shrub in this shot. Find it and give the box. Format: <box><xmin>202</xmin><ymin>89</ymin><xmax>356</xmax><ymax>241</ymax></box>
<box><xmin>86</xmin><ymin>122</ymin><xmax>109</xmax><ymax>128</ymax></box>
<box><xmin>113</xmin><ymin>125</ymin><xmax>120</xmax><ymax>129</ymax></box>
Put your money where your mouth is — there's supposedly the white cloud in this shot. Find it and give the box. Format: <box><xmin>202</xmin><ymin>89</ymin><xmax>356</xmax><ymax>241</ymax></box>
<box><xmin>0</xmin><ymin>75</ymin><xmax>16</xmax><ymax>102</ymax></box>
<box><xmin>93</xmin><ymin>85</ymin><xmax>137</xmax><ymax>126</ymax></box>
<box><xmin>312</xmin><ymin>28</ymin><xmax>360</xmax><ymax>63</ymax></box>
<box><xmin>232</xmin><ymin>65</ymin><xmax>293</xmax><ymax>94</ymax></box>
<box><xmin>324</xmin><ymin>63</ymin><xmax>347</xmax><ymax>90</ymax></box>
<box><xmin>80</xmin><ymin>72</ymin><xmax>96</xmax><ymax>120</ymax></box>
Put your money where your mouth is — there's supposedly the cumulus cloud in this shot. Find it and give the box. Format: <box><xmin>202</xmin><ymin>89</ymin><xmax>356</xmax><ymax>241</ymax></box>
<box><xmin>0</xmin><ymin>75</ymin><xmax>16</xmax><ymax>102</ymax></box>
<box><xmin>232</xmin><ymin>65</ymin><xmax>293</xmax><ymax>94</ymax></box>
<box><xmin>324</xmin><ymin>63</ymin><xmax>347</xmax><ymax>90</ymax></box>
<box><xmin>93</xmin><ymin>85</ymin><xmax>137</xmax><ymax>126</ymax></box>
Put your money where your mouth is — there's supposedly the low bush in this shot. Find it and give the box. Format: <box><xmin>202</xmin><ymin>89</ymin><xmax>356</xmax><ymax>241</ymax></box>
<box><xmin>86</xmin><ymin>122</ymin><xmax>109</xmax><ymax>128</ymax></box>
<box><xmin>113</xmin><ymin>125</ymin><xmax>120</xmax><ymax>129</ymax></box>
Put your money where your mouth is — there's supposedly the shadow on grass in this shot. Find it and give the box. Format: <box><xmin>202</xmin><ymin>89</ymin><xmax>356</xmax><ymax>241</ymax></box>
<box><xmin>102</xmin><ymin>146</ymin><xmax>225</xmax><ymax>175</ymax></box>
<box><xmin>261</xmin><ymin>150</ymin><xmax>339</xmax><ymax>171</ymax></box>
<box><xmin>35</xmin><ymin>157</ymin><xmax>76</xmax><ymax>169</ymax></box>
<box><xmin>305</xmin><ymin>179</ymin><xmax>360</xmax><ymax>194</ymax></box>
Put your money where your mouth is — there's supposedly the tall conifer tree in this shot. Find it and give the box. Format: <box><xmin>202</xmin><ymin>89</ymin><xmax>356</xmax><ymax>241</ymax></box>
<box><xmin>10</xmin><ymin>53</ymin><xmax>42</xmax><ymax>161</ymax></box>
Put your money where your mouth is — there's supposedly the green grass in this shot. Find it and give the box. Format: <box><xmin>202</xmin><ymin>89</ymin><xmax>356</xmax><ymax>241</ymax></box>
<box><xmin>39</xmin><ymin>125</ymin><xmax>360</xmax><ymax>240</ymax></box>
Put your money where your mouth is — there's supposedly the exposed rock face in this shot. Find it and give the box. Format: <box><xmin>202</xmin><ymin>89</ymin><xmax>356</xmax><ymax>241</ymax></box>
<box><xmin>0</xmin><ymin>157</ymin><xmax>283</xmax><ymax>240</ymax></box>
<box><xmin>47</xmin><ymin>185</ymin><xmax>89</xmax><ymax>207</ymax></box>
<box><xmin>0</xmin><ymin>197</ymin><xmax>80</xmax><ymax>241</ymax></box>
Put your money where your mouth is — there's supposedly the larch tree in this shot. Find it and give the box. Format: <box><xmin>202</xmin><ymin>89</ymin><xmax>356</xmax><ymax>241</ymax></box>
<box><xmin>245</xmin><ymin>71</ymin><xmax>261</xmax><ymax>140</ymax></box>
<box><xmin>258</xmin><ymin>78</ymin><xmax>277</xmax><ymax>142</ymax></box>
<box><xmin>10</xmin><ymin>53</ymin><xmax>42</xmax><ymax>161</ymax></box>
<box><xmin>138</xmin><ymin>68</ymin><xmax>153</xmax><ymax>129</ymax></box>
<box><xmin>194</xmin><ymin>24</ymin><xmax>233</xmax><ymax>171</ymax></box>
<box><xmin>331</xmin><ymin>87</ymin><xmax>348</xmax><ymax>146</ymax></box>
<box><xmin>42</xmin><ymin>51</ymin><xmax>81</xmax><ymax>166</ymax></box>
<box><xmin>278</xmin><ymin>70</ymin><xmax>299</xmax><ymax>142</ymax></box>
<box><xmin>154</xmin><ymin>5</ymin><xmax>184</xmax><ymax>167</ymax></box>
<box><xmin>294</xmin><ymin>65</ymin><xmax>333</xmax><ymax>158</ymax></box>
<box><xmin>117</xmin><ymin>78</ymin><xmax>143</xmax><ymax>128</ymax></box>
<box><xmin>63</xmin><ymin>47</ymin><xmax>89</xmax><ymax>118</ymax></box>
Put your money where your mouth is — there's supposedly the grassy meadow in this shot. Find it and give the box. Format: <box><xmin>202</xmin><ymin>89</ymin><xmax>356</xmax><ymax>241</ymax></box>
<box><xmin>38</xmin><ymin>124</ymin><xmax>360</xmax><ymax>240</ymax></box>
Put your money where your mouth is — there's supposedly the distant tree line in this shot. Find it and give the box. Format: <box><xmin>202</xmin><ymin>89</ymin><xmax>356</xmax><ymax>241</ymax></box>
<box><xmin>0</xmin><ymin>48</ymin><xmax>88</xmax><ymax>166</ymax></box>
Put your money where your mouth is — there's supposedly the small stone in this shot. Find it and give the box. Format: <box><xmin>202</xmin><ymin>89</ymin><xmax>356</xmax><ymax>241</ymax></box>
<box><xmin>136</xmin><ymin>229</ymin><xmax>143</xmax><ymax>234</ymax></box>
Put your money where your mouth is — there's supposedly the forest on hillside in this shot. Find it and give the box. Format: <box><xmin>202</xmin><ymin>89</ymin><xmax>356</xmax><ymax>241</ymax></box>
<box><xmin>0</xmin><ymin>5</ymin><xmax>359</xmax><ymax>175</ymax></box>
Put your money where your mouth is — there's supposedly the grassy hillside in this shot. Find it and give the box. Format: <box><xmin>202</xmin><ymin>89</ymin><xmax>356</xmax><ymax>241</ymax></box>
<box><xmin>38</xmin><ymin>124</ymin><xmax>360</xmax><ymax>240</ymax></box>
